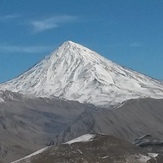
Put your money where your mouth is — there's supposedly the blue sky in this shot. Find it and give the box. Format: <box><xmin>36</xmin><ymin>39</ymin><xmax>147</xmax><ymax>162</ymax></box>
<box><xmin>0</xmin><ymin>0</ymin><xmax>163</xmax><ymax>83</ymax></box>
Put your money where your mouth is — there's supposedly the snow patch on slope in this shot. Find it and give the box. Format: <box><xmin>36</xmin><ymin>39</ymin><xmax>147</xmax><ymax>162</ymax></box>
<box><xmin>65</xmin><ymin>134</ymin><xmax>95</xmax><ymax>144</ymax></box>
<box><xmin>11</xmin><ymin>147</ymin><xmax>49</xmax><ymax>163</ymax></box>
<box><xmin>148</xmin><ymin>153</ymin><xmax>158</xmax><ymax>158</ymax></box>
<box><xmin>138</xmin><ymin>154</ymin><xmax>151</xmax><ymax>162</ymax></box>
<box><xmin>128</xmin><ymin>152</ymin><xmax>159</xmax><ymax>163</ymax></box>
<box><xmin>137</xmin><ymin>153</ymin><xmax>158</xmax><ymax>162</ymax></box>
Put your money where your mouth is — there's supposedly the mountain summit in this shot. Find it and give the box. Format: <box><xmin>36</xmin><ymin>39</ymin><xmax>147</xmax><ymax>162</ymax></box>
<box><xmin>0</xmin><ymin>41</ymin><xmax>163</xmax><ymax>107</ymax></box>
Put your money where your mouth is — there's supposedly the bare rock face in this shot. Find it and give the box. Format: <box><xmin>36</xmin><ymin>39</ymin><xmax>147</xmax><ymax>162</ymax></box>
<box><xmin>134</xmin><ymin>135</ymin><xmax>163</xmax><ymax>154</ymax></box>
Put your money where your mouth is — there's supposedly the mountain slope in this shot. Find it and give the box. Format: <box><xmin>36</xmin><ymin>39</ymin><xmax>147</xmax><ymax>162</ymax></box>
<box><xmin>0</xmin><ymin>93</ymin><xmax>163</xmax><ymax>162</ymax></box>
<box><xmin>0</xmin><ymin>91</ymin><xmax>97</xmax><ymax>163</ymax></box>
<box><xmin>56</xmin><ymin>98</ymin><xmax>163</xmax><ymax>144</ymax></box>
<box><xmin>0</xmin><ymin>41</ymin><xmax>163</xmax><ymax>106</ymax></box>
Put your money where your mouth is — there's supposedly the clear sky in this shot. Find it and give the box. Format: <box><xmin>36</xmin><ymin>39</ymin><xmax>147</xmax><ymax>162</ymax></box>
<box><xmin>0</xmin><ymin>0</ymin><xmax>163</xmax><ymax>83</ymax></box>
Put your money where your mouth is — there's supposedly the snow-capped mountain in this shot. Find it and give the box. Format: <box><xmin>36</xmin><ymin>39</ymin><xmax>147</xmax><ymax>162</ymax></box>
<box><xmin>0</xmin><ymin>41</ymin><xmax>163</xmax><ymax>107</ymax></box>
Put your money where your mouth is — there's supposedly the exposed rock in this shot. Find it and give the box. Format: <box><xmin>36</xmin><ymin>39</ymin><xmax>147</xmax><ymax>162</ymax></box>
<box><xmin>134</xmin><ymin>135</ymin><xmax>163</xmax><ymax>154</ymax></box>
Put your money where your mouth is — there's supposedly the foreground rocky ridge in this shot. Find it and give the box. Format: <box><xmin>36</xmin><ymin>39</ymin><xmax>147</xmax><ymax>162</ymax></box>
<box><xmin>12</xmin><ymin>134</ymin><xmax>163</xmax><ymax>163</ymax></box>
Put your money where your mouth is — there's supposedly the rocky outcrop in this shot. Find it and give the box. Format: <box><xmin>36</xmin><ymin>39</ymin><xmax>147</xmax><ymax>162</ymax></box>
<box><xmin>134</xmin><ymin>135</ymin><xmax>163</xmax><ymax>154</ymax></box>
